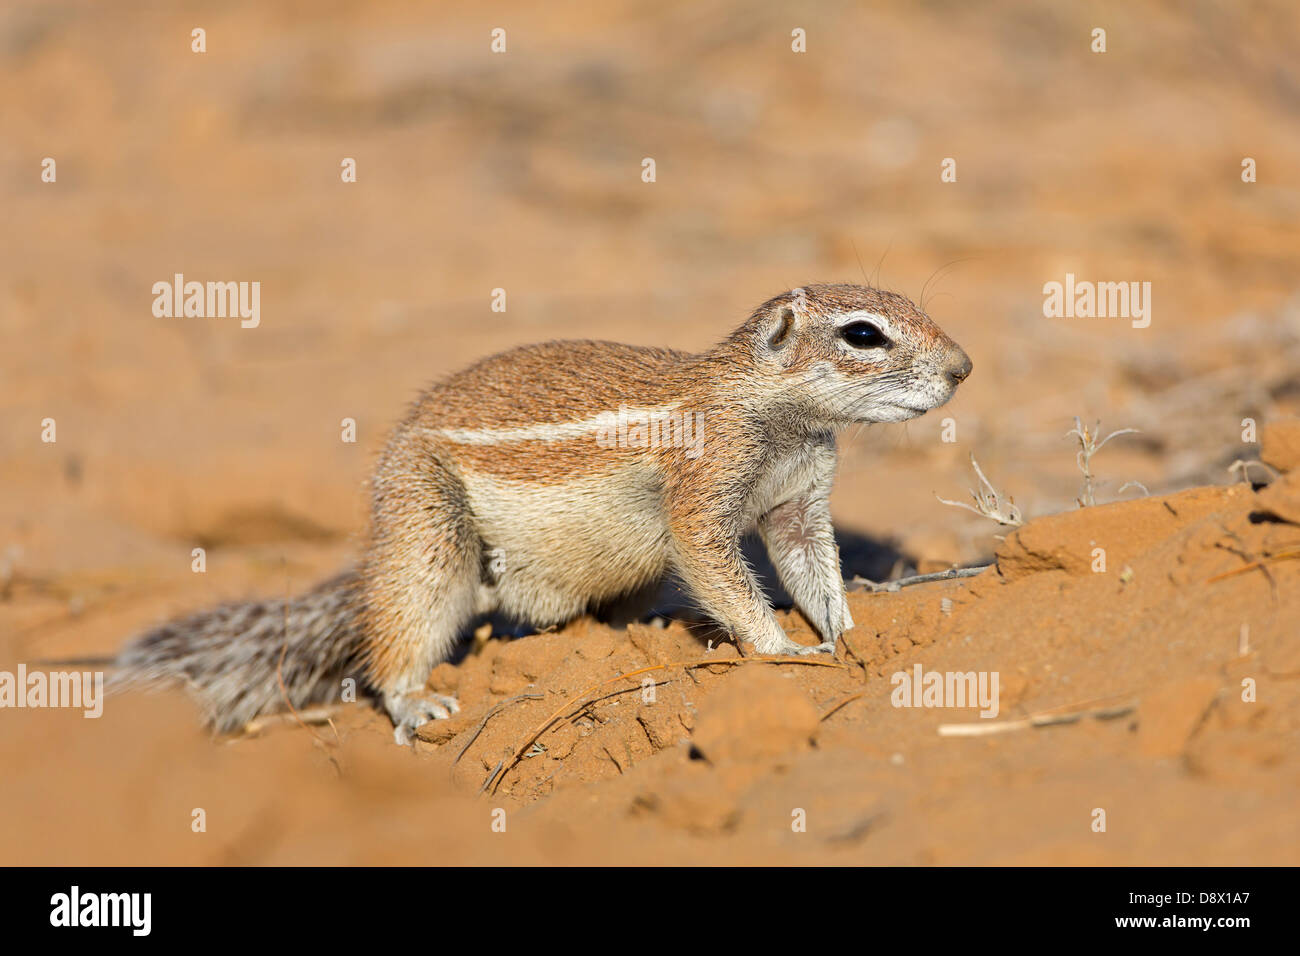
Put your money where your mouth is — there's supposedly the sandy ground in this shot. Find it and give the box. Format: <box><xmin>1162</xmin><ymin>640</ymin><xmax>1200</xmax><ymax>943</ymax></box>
<box><xmin>2</xmin><ymin>0</ymin><xmax>1299</xmax><ymax>864</ymax></box>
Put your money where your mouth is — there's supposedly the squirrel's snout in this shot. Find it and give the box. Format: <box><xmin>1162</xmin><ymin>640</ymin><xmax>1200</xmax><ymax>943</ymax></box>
<box><xmin>944</xmin><ymin>347</ymin><xmax>973</xmax><ymax>385</ymax></box>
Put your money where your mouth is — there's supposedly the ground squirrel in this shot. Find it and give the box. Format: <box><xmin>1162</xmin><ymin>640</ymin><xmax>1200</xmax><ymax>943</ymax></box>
<box><xmin>114</xmin><ymin>283</ymin><xmax>971</xmax><ymax>744</ymax></box>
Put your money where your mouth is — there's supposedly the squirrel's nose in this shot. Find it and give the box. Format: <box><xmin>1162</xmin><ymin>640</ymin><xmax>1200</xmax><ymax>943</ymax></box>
<box><xmin>945</xmin><ymin>347</ymin><xmax>973</xmax><ymax>385</ymax></box>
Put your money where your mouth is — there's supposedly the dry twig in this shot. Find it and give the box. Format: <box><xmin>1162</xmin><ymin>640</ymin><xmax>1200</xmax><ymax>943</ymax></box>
<box><xmin>851</xmin><ymin>565</ymin><xmax>990</xmax><ymax>593</ymax></box>
<box><xmin>938</xmin><ymin>695</ymin><xmax>1137</xmax><ymax>737</ymax></box>
<box><xmin>486</xmin><ymin>655</ymin><xmax>844</xmax><ymax>794</ymax></box>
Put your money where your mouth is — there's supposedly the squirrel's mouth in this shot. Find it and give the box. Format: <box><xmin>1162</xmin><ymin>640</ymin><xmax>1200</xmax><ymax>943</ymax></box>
<box><xmin>819</xmin><ymin>371</ymin><xmax>958</xmax><ymax>425</ymax></box>
<box><xmin>845</xmin><ymin>402</ymin><xmax>932</xmax><ymax>425</ymax></box>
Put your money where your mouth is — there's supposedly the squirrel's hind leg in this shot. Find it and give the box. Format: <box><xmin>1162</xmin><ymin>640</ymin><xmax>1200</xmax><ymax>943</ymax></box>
<box><xmin>361</xmin><ymin>439</ymin><xmax>484</xmax><ymax>745</ymax></box>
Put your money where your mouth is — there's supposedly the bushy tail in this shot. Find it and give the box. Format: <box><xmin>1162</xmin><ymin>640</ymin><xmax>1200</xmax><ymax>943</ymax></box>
<box><xmin>113</xmin><ymin>570</ymin><xmax>368</xmax><ymax>733</ymax></box>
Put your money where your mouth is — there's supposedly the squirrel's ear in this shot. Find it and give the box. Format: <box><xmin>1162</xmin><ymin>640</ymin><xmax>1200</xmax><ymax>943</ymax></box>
<box><xmin>759</xmin><ymin>288</ymin><xmax>809</xmax><ymax>361</ymax></box>
<box><xmin>766</xmin><ymin>305</ymin><xmax>796</xmax><ymax>352</ymax></box>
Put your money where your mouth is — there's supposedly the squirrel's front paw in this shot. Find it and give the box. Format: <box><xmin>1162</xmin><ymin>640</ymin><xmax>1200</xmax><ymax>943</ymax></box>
<box><xmin>793</xmin><ymin>639</ymin><xmax>837</xmax><ymax>656</ymax></box>
<box><xmin>754</xmin><ymin>632</ymin><xmax>837</xmax><ymax>657</ymax></box>
<box><xmin>385</xmin><ymin>691</ymin><xmax>460</xmax><ymax>746</ymax></box>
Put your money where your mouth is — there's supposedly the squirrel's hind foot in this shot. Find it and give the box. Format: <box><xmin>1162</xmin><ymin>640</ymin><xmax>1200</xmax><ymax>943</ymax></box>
<box><xmin>385</xmin><ymin>691</ymin><xmax>461</xmax><ymax>746</ymax></box>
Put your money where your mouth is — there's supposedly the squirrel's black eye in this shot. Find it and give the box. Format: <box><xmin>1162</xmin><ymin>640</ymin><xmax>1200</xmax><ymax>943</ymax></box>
<box><xmin>840</xmin><ymin>321</ymin><xmax>889</xmax><ymax>349</ymax></box>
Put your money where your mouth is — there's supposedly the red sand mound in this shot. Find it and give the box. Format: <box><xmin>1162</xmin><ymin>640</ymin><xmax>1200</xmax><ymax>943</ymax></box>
<box><xmin>3</xmin><ymin>468</ymin><xmax>1295</xmax><ymax>864</ymax></box>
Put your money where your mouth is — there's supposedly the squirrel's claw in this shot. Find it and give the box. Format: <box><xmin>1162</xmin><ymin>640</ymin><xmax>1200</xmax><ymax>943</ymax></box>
<box><xmin>387</xmin><ymin>692</ymin><xmax>461</xmax><ymax>746</ymax></box>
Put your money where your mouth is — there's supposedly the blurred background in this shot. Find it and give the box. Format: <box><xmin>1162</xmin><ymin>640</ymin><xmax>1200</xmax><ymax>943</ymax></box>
<box><xmin>5</xmin><ymin>0</ymin><xmax>1300</xmax><ymax>609</ymax></box>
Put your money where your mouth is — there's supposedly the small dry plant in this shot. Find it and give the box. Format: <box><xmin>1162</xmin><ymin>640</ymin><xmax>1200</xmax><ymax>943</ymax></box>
<box><xmin>937</xmin><ymin>453</ymin><xmax>1024</xmax><ymax>527</ymax></box>
<box><xmin>1227</xmin><ymin>459</ymin><xmax>1278</xmax><ymax>485</ymax></box>
<box><xmin>939</xmin><ymin>416</ymin><xmax>1148</xmax><ymax>528</ymax></box>
<box><xmin>1067</xmin><ymin>417</ymin><xmax>1142</xmax><ymax>506</ymax></box>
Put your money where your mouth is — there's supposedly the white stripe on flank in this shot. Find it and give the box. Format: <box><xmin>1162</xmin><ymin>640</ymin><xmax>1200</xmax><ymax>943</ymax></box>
<box><xmin>430</xmin><ymin>404</ymin><xmax>682</xmax><ymax>445</ymax></box>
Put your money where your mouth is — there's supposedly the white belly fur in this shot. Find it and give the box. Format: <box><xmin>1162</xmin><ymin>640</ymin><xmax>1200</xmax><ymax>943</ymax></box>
<box><xmin>463</xmin><ymin>441</ymin><xmax>827</xmax><ymax>626</ymax></box>
<box><xmin>464</xmin><ymin>467</ymin><xmax>670</xmax><ymax>625</ymax></box>
<box><xmin>742</xmin><ymin>441</ymin><xmax>828</xmax><ymax>525</ymax></box>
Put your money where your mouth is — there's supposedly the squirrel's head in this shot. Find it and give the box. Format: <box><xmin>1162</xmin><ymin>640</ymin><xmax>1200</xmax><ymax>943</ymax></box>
<box><xmin>735</xmin><ymin>283</ymin><xmax>972</xmax><ymax>426</ymax></box>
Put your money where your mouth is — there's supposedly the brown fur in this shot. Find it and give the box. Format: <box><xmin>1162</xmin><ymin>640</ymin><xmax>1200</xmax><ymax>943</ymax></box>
<box><xmin>113</xmin><ymin>284</ymin><xmax>971</xmax><ymax>743</ymax></box>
